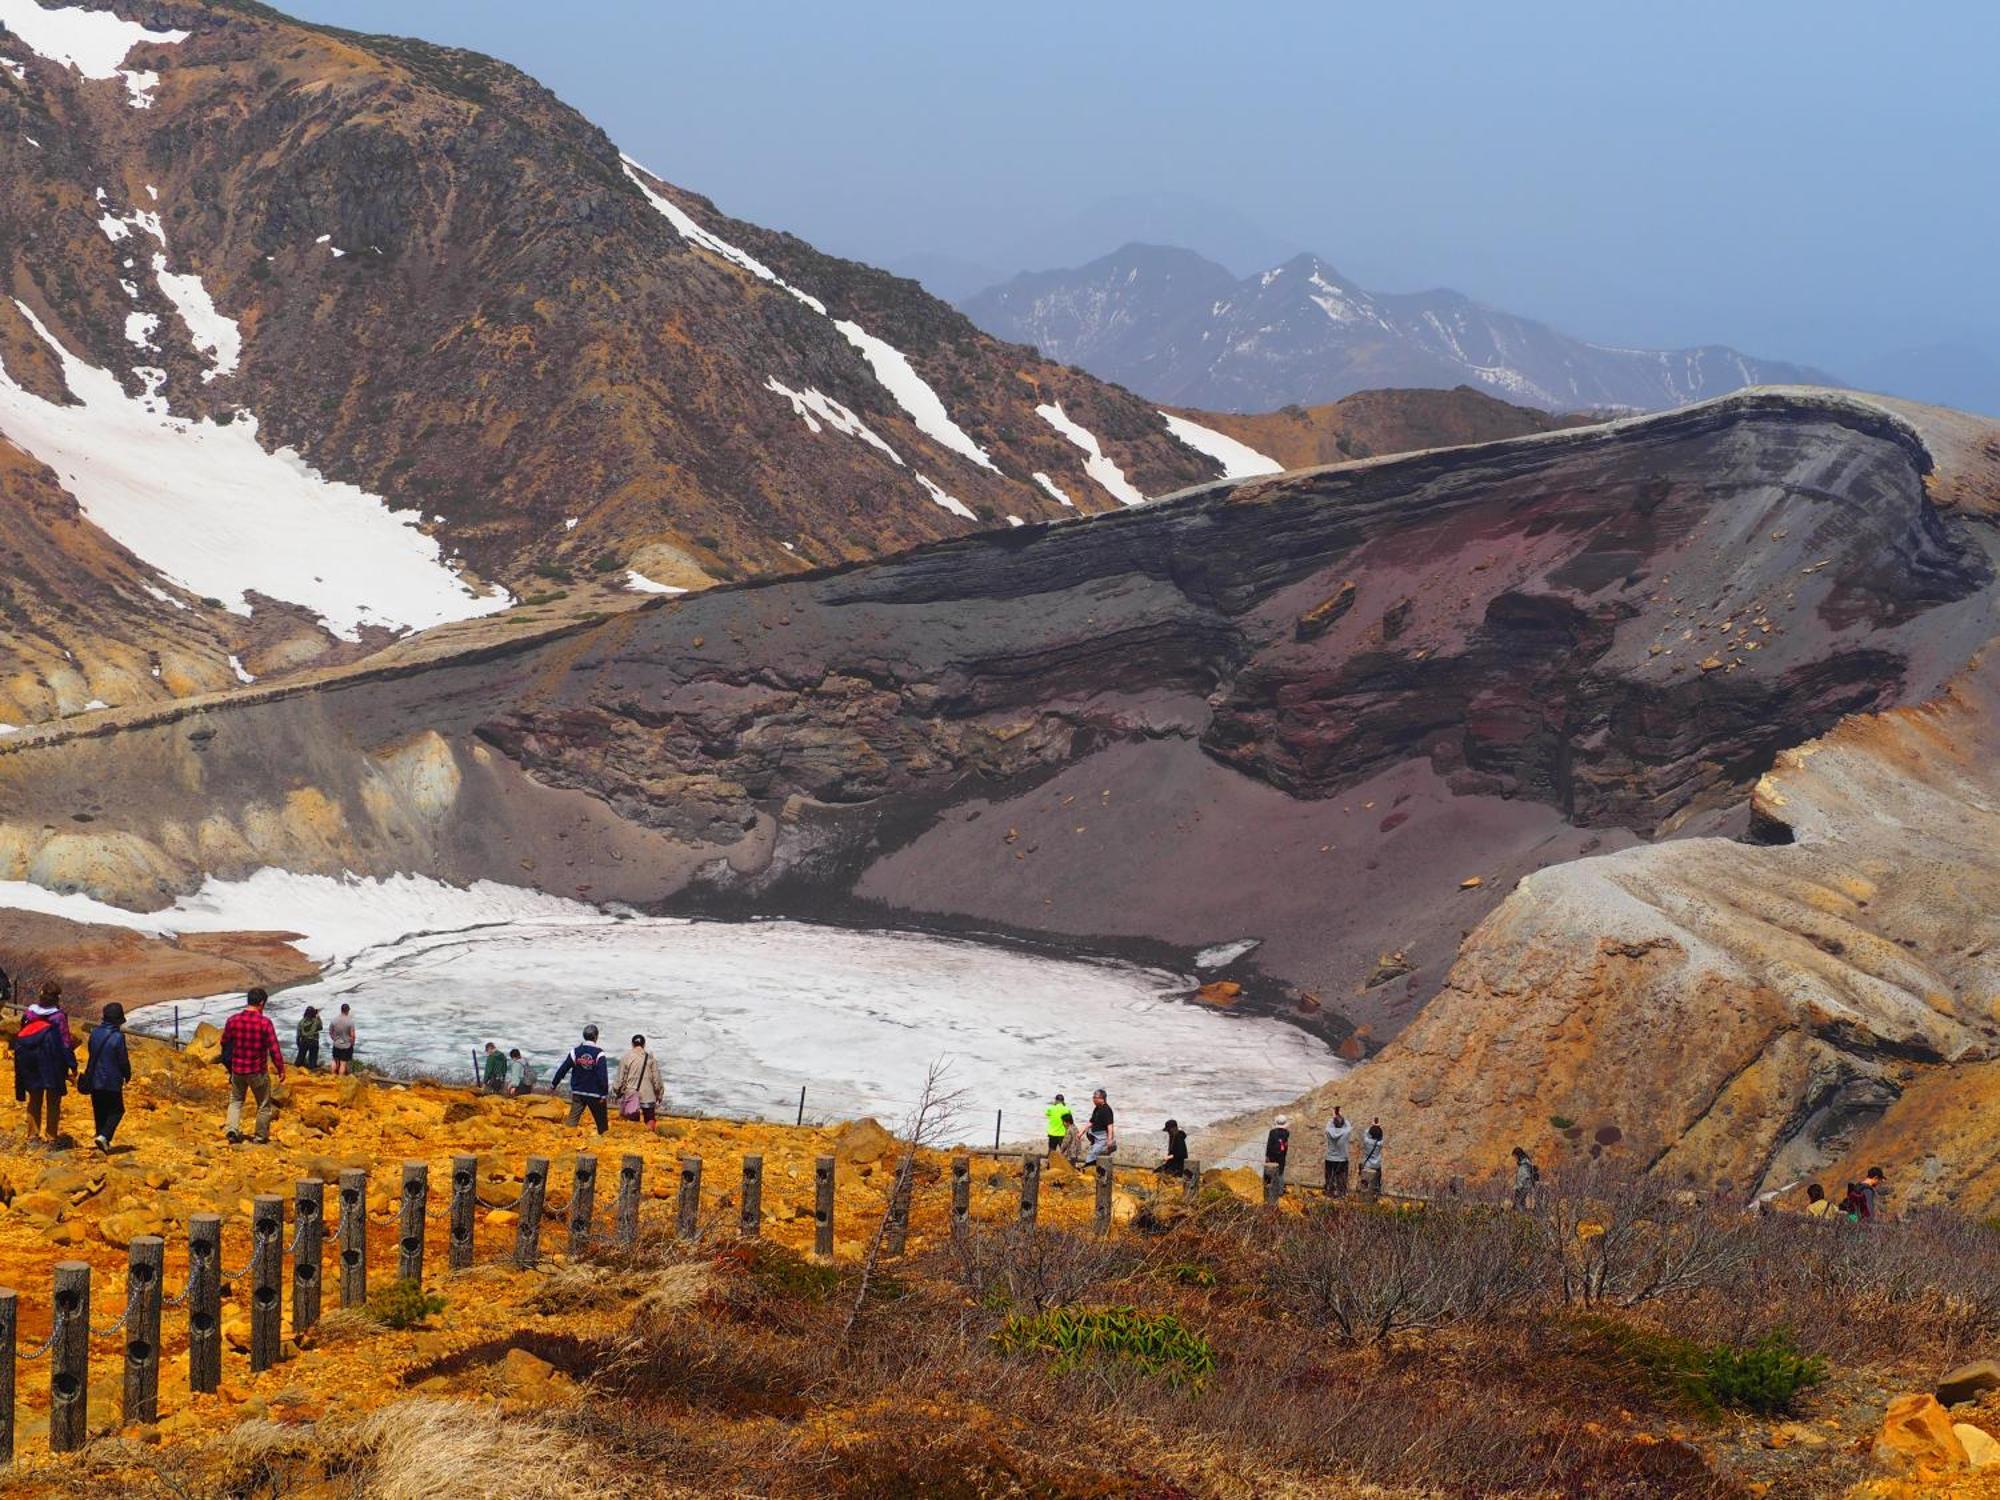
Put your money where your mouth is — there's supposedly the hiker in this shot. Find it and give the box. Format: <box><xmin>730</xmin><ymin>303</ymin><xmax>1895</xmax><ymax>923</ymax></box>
<box><xmin>1804</xmin><ymin>1183</ymin><xmax>1833</xmax><ymax>1220</ymax></box>
<box><xmin>1158</xmin><ymin>1118</ymin><xmax>1189</xmax><ymax>1176</ymax></box>
<box><xmin>1045</xmin><ymin>1092</ymin><xmax>1075</xmax><ymax>1161</ymax></box>
<box><xmin>1860</xmin><ymin>1166</ymin><xmax>1887</xmax><ymax>1222</ymax></box>
<box><xmin>481</xmin><ymin>1042</ymin><xmax>508</xmax><ymax>1093</ymax></box>
<box><xmin>0</xmin><ymin>964</ymin><xmax>11</xmax><ymax>1007</ymax></box>
<box><xmin>1511</xmin><ymin>1145</ymin><xmax>1539</xmax><ymax>1210</ymax></box>
<box><xmin>81</xmin><ymin>1002</ymin><xmax>133</xmax><ymax>1152</ymax></box>
<box><xmin>1265</xmin><ymin>1115</ymin><xmax>1291</xmax><ymax>1177</ymax></box>
<box><xmin>1081</xmin><ymin>1088</ymin><xmax>1116</xmax><ymax>1166</ymax></box>
<box><xmin>1324</xmin><ymin>1106</ymin><xmax>1352</xmax><ymax>1196</ymax></box>
<box><xmin>1359</xmin><ymin>1120</ymin><xmax>1385</xmax><ymax>1198</ymax></box>
<box><xmin>12</xmin><ymin>981</ymin><xmax>77</xmax><ymax>1145</ymax></box>
<box><xmin>295</xmin><ymin>1005</ymin><xmax>323</xmax><ymax>1071</ymax></box>
<box><xmin>504</xmin><ymin>1048</ymin><xmax>533</xmax><ymax>1096</ymax></box>
<box><xmin>549</xmin><ymin>1024</ymin><xmax>610</xmax><ymax>1135</ymax></box>
<box><xmin>220</xmin><ymin>987</ymin><xmax>285</xmax><ymax>1144</ymax></box>
<box><xmin>614</xmin><ymin>1033</ymin><xmax>664</xmax><ymax>1128</ymax></box>
<box><xmin>327</xmin><ymin>1003</ymin><xmax>357</xmax><ymax>1076</ymax></box>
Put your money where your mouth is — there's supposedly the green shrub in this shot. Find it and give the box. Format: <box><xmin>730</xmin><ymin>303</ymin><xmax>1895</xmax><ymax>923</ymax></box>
<box><xmin>1576</xmin><ymin>1317</ymin><xmax>1825</xmax><ymax>1415</ymax></box>
<box><xmin>1159</xmin><ymin>1261</ymin><xmax>1216</xmax><ymax>1289</ymax></box>
<box><xmin>590</xmin><ymin>554</ymin><xmax>622</xmax><ymax>573</ymax></box>
<box><xmin>368</xmin><ymin>1278</ymin><xmax>445</xmax><ymax>1330</ymax></box>
<box><xmin>993</xmin><ymin>1305</ymin><xmax>1215</xmax><ymax>1386</ymax></box>
<box><xmin>1550</xmin><ymin>1115</ymin><xmax>1576</xmax><ymax>1130</ymax></box>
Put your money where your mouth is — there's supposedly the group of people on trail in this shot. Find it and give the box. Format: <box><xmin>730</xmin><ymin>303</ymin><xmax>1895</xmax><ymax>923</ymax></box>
<box><xmin>1044</xmin><ymin>1089</ymin><xmax>1125</xmax><ymax>1168</ymax></box>
<box><xmin>1265</xmin><ymin>1106</ymin><xmax>1385</xmax><ymax>1198</ymax></box>
<box><xmin>8</xmin><ymin>981</ymin><xmax>133</xmax><ymax>1152</ymax></box>
<box><xmin>480</xmin><ymin>1042</ymin><xmax>538</xmax><ymax>1096</ymax></box>
<box><xmin>548</xmin><ymin>1027</ymin><xmax>666</xmax><ymax>1136</ymax></box>
<box><xmin>1804</xmin><ymin>1168</ymin><xmax>1888</xmax><ymax>1223</ymax></box>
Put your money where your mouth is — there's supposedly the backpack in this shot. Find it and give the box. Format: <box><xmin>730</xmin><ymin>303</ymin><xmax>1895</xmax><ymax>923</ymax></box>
<box><xmin>1529</xmin><ymin>1163</ymin><xmax>1542</xmax><ymax>1184</ymax></box>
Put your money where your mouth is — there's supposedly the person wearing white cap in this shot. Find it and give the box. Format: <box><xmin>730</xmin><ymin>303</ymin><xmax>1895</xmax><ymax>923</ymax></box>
<box><xmin>1264</xmin><ymin>1114</ymin><xmax>1291</xmax><ymax>1174</ymax></box>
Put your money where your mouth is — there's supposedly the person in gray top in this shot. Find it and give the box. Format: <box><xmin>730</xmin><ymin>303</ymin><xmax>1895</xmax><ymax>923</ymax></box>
<box><xmin>1323</xmin><ymin>1107</ymin><xmax>1353</xmax><ymax>1197</ymax></box>
<box><xmin>1359</xmin><ymin>1121</ymin><xmax>1384</xmax><ymax>1198</ymax></box>
<box><xmin>327</xmin><ymin>1003</ymin><xmax>358</xmax><ymax>1077</ymax></box>
<box><xmin>1511</xmin><ymin>1145</ymin><xmax>1538</xmax><ymax>1210</ymax></box>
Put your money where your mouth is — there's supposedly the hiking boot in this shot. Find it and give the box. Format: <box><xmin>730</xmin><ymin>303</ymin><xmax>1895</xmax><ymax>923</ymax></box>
<box><xmin>93</xmin><ymin>1136</ymin><xmax>109</xmax><ymax>1153</ymax></box>
<box><xmin>227</xmin><ymin>1130</ymin><xmax>243</xmax><ymax>1144</ymax></box>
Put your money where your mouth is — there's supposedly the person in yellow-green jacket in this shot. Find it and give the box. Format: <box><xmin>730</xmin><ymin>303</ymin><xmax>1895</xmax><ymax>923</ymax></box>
<box><xmin>1045</xmin><ymin>1093</ymin><xmax>1075</xmax><ymax>1160</ymax></box>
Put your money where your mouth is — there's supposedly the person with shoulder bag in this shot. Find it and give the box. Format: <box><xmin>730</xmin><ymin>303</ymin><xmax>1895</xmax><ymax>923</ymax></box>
<box><xmin>614</xmin><ymin>1033</ymin><xmax>664</xmax><ymax>1128</ymax></box>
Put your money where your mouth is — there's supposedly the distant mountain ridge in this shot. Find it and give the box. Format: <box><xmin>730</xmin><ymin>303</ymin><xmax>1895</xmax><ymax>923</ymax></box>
<box><xmin>961</xmin><ymin>244</ymin><xmax>1835</xmax><ymax>414</ymax></box>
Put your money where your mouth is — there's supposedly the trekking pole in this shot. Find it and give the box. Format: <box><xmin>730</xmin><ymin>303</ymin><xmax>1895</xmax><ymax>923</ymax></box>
<box><xmin>796</xmin><ymin>1085</ymin><xmax>806</xmax><ymax>1127</ymax></box>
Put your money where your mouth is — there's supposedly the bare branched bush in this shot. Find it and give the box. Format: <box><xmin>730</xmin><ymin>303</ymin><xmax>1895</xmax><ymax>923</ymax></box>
<box><xmin>949</xmin><ymin>1222</ymin><xmax>1143</xmax><ymax>1315</ymax></box>
<box><xmin>1531</xmin><ymin>1167</ymin><xmax>1756</xmax><ymax>1308</ymax></box>
<box><xmin>1268</xmin><ymin>1202</ymin><xmax>1540</xmax><ymax>1343</ymax></box>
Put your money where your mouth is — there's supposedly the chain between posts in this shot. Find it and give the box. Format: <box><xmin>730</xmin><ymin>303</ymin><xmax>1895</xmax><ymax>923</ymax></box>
<box><xmin>17</xmin><ymin>1309</ymin><xmax>63</xmax><ymax>1363</ymax></box>
<box><xmin>89</xmin><ymin>1304</ymin><xmax>130</xmax><ymax>1340</ymax></box>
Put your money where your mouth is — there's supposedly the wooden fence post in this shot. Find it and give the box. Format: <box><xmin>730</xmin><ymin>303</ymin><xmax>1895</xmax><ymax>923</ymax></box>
<box><xmin>1019</xmin><ymin>1154</ymin><xmax>1041</xmax><ymax>1227</ymax></box>
<box><xmin>398</xmin><ymin>1163</ymin><xmax>428</xmax><ymax>1284</ymax></box>
<box><xmin>566</xmin><ymin>1154</ymin><xmax>598</xmax><ymax>1260</ymax></box>
<box><xmin>676</xmin><ymin>1156</ymin><xmax>702</xmax><ymax>1241</ymax></box>
<box><xmin>1184</xmin><ymin>1160</ymin><xmax>1202</xmax><ymax>1202</ymax></box>
<box><xmin>739</xmin><ymin>1156</ymin><xmax>763</xmax><ymax>1239</ymax></box>
<box><xmin>514</xmin><ymin>1156</ymin><xmax>549</xmax><ymax>1268</ymax></box>
<box><xmin>448</xmin><ymin>1156</ymin><xmax>476</xmax><ymax>1271</ymax></box>
<box><xmin>614</xmin><ymin>1155</ymin><xmax>642</xmax><ymax>1251</ymax></box>
<box><xmin>188</xmin><ymin>1214</ymin><xmax>221</xmax><ymax>1393</ymax></box>
<box><xmin>337</xmin><ymin>1169</ymin><xmax>367</xmax><ymax>1308</ymax></box>
<box><xmin>122</xmin><ymin>1236</ymin><xmax>164</xmax><ymax>1426</ymax></box>
<box><xmin>249</xmin><ymin>1194</ymin><xmax>283</xmax><ymax>1373</ymax></box>
<box><xmin>812</xmin><ymin>1157</ymin><xmax>835</xmax><ymax>1259</ymax></box>
<box><xmin>293</xmin><ymin>1180</ymin><xmax>324</xmax><ymax>1335</ymax></box>
<box><xmin>0</xmin><ymin>1286</ymin><xmax>17</xmax><ymax>1466</ymax></box>
<box><xmin>1094</xmin><ymin>1161</ymin><xmax>1114</xmax><ymax>1236</ymax></box>
<box><xmin>1262</xmin><ymin>1162</ymin><xmax>1283</xmax><ymax>1206</ymax></box>
<box><xmin>48</xmin><ymin>1261</ymin><xmax>88</xmax><ymax>1452</ymax></box>
<box><xmin>885</xmin><ymin>1171</ymin><xmax>912</xmax><ymax>1257</ymax></box>
<box><xmin>950</xmin><ymin>1158</ymin><xmax>970</xmax><ymax>1233</ymax></box>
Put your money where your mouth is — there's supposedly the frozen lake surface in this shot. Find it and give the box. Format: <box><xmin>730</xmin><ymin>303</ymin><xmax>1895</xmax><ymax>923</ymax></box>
<box><xmin>90</xmin><ymin>872</ymin><xmax>1343</xmax><ymax>1143</ymax></box>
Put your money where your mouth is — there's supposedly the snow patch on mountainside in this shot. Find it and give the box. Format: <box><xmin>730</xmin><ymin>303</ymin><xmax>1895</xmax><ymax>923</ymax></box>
<box><xmin>764</xmin><ymin>376</ymin><xmax>901</xmax><ymax>464</ymax></box>
<box><xmin>624</xmin><ymin>571</ymin><xmax>687</xmax><ymax>596</ymax></box>
<box><xmin>1159</xmin><ymin>412</ymin><xmax>1282</xmax><ymax>479</ymax></box>
<box><xmin>1035</xmin><ymin>402</ymin><xmax>1145</xmax><ymax>506</ymax></box>
<box><xmin>1031</xmin><ymin>471</ymin><xmax>1075</xmax><ymax>508</ymax></box>
<box><xmin>0</xmin><ymin>0</ymin><xmax>186</xmax><ymax>107</ymax></box>
<box><xmin>0</xmin><ymin>301</ymin><xmax>509</xmax><ymax>639</ymax></box>
<box><xmin>151</xmin><ymin>256</ymin><xmax>241</xmax><ymax>380</ymax></box>
<box><xmin>916</xmin><ymin>473</ymin><xmax>975</xmax><ymax>520</ymax></box>
<box><xmin>623</xmin><ymin>156</ymin><xmax>998</xmax><ymax>479</ymax></box>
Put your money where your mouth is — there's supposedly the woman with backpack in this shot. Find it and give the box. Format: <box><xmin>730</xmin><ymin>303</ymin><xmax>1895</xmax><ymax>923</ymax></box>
<box><xmin>294</xmin><ymin>1006</ymin><xmax>323</xmax><ymax>1070</ymax></box>
<box><xmin>11</xmin><ymin>981</ymin><xmax>77</xmax><ymax>1144</ymax></box>
<box><xmin>81</xmin><ymin>1003</ymin><xmax>133</xmax><ymax>1151</ymax></box>
<box><xmin>614</xmin><ymin>1034</ymin><xmax>664</xmax><ymax>1128</ymax></box>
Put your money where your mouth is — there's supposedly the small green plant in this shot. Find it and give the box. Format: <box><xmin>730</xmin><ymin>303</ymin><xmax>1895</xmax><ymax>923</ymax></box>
<box><xmin>1159</xmin><ymin>1261</ymin><xmax>1216</xmax><ymax>1289</ymax></box>
<box><xmin>993</xmin><ymin>1305</ymin><xmax>1216</xmax><ymax>1386</ymax></box>
<box><xmin>368</xmin><ymin>1278</ymin><xmax>445</xmax><ymax>1330</ymax></box>
<box><xmin>1550</xmin><ymin>1115</ymin><xmax>1577</xmax><ymax>1130</ymax></box>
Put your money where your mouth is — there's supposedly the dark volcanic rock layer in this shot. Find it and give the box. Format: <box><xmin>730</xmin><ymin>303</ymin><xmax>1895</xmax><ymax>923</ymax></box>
<box><xmin>1</xmin><ymin>392</ymin><xmax>1991</xmax><ymax>1069</ymax></box>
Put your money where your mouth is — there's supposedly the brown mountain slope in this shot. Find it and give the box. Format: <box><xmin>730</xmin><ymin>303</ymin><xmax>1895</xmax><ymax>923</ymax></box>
<box><xmin>0</xmin><ymin>0</ymin><xmax>1229</xmax><ymax>723</ymax></box>
<box><xmin>1166</xmin><ymin>384</ymin><xmax>1594</xmax><ymax>470</ymax></box>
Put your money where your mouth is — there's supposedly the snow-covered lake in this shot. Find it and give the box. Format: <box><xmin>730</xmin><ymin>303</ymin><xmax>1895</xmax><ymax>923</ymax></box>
<box><xmin>64</xmin><ymin>871</ymin><xmax>1341</xmax><ymax>1144</ymax></box>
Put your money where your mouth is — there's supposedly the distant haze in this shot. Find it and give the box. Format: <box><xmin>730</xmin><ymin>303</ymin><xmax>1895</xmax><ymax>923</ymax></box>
<box><xmin>283</xmin><ymin>0</ymin><xmax>2000</xmax><ymax>414</ymax></box>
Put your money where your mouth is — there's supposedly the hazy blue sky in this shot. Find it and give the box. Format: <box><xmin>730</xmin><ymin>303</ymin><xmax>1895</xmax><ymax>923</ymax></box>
<box><xmin>285</xmin><ymin>0</ymin><xmax>1999</xmax><ymax>391</ymax></box>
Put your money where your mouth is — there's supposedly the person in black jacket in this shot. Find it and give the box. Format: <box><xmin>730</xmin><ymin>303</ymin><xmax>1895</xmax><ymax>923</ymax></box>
<box><xmin>549</xmin><ymin>1024</ymin><xmax>611</xmax><ymax>1135</ymax></box>
<box><xmin>82</xmin><ymin>1003</ymin><xmax>133</xmax><ymax>1151</ymax></box>
<box><xmin>1264</xmin><ymin>1115</ymin><xmax>1291</xmax><ymax>1176</ymax></box>
<box><xmin>1157</xmin><ymin>1119</ymin><xmax>1189</xmax><ymax>1176</ymax></box>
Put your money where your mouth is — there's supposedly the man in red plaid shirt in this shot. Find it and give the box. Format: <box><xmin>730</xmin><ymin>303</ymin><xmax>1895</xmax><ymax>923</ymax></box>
<box><xmin>220</xmin><ymin>987</ymin><xmax>286</xmax><ymax>1144</ymax></box>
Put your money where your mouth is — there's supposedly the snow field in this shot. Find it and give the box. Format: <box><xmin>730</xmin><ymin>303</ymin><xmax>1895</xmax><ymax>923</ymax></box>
<box><xmin>0</xmin><ymin>0</ymin><xmax>187</xmax><ymax>107</ymax></box>
<box><xmin>1159</xmin><ymin>412</ymin><xmax>1283</xmax><ymax>479</ymax></box>
<box><xmin>1035</xmin><ymin>402</ymin><xmax>1146</xmax><ymax>506</ymax></box>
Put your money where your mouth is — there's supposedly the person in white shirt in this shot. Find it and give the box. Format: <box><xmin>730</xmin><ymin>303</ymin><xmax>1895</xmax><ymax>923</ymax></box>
<box><xmin>1324</xmin><ymin>1107</ymin><xmax>1353</xmax><ymax>1196</ymax></box>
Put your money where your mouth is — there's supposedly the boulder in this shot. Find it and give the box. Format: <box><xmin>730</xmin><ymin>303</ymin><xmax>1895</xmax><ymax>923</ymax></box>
<box><xmin>833</xmin><ymin>1117</ymin><xmax>895</xmax><ymax>1165</ymax></box>
<box><xmin>10</xmin><ymin>1190</ymin><xmax>65</xmax><ymax>1227</ymax></box>
<box><xmin>184</xmin><ymin>1023</ymin><xmax>223</xmax><ymax>1064</ymax></box>
<box><xmin>98</xmin><ymin>1209</ymin><xmax>163</xmax><ymax>1248</ymax></box>
<box><xmin>1958</xmin><ymin>1425</ymin><xmax>2000</xmax><ymax>1470</ymax></box>
<box><xmin>523</xmin><ymin>1098</ymin><xmax>568</xmax><ymax>1123</ymax></box>
<box><xmin>499</xmin><ymin>1347</ymin><xmax>554</xmax><ymax>1393</ymax></box>
<box><xmin>1938</xmin><ymin>1360</ymin><xmax>2000</xmax><ymax>1407</ymax></box>
<box><xmin>1874</xmin><ymin>1393</ymin><xmax>1968</xmax><ymax>1474</ymax></box>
